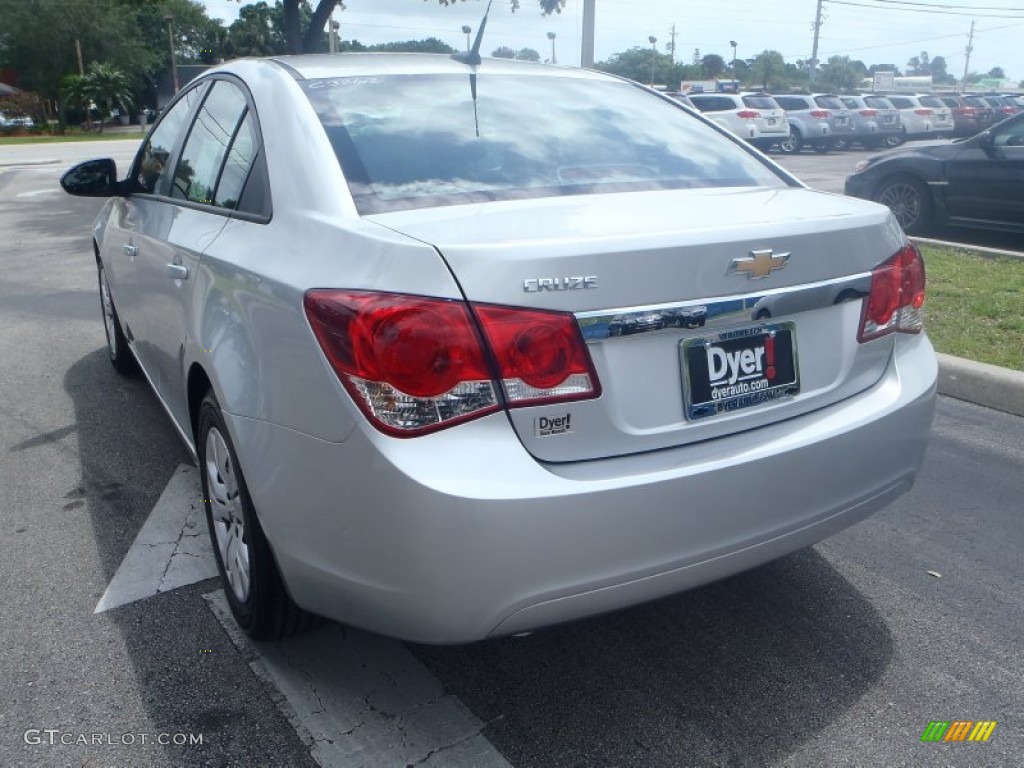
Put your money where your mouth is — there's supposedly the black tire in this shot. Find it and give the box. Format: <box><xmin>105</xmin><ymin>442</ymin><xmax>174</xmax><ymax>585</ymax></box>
<box><xmin>874</xmin><ymin>176</ymin><xmax>932</xmax><ymax>235</ymax></box>
<box><xmin>198</xmin><ymin>393</ymin><xmax>319</xmax><ymax>640</ymax></box>
<box><xmin>812</xmin><ymin>140</ymin><xmax>831</xmax><ymax>154</ymax></box>
<box><xmin>777</xmin><ymin>127</ymin><xmax>803</xmax><ymax>154</ymax></box>
<box><xmin>832</xmin><ymin>138</ymin><xmax>850</xmax><ymax>151</ymax></box>
<box><xmin>97</xmin><ymin>260</ymin><xmax>137</xmax><ymax>375</ymax></box>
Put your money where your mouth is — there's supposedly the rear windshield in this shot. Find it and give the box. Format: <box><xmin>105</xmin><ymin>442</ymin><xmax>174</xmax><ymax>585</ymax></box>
<box><xmin>302</xmin><ymin>74</ymin><xmax>787</xmax><ymax>213</ymax></box>
<box><xmin>774</xmin><ymin>96</ymin><xmax>809</xmax><ymax>110</ymax></box>
<box><xmin>888</xmin><ymin>97</ymin><xmax>913</xmax><ymax>109</ymax></box>
<box><xmin>742</xmin><ymin>95</ymin><xmax>779</xmax><ymax>110</ymax></box>
<box><xmin>814</xmin><ymin>96</ymin><xmax>844</xmax><ymax>110</ymax></box>
<box><xmin>918</xmin><ymin>96</ymin><xmax>943</xmax><ymax>108</ymax></box>
<box><xmin>962</xmin><ymin>96</ymin><xmax>987</xmax><ymax>108</ymax></box>
<box><xmin>864</xmin><ymin>96</ymin><xmax>893</xmax><ymax>109</ymax></box>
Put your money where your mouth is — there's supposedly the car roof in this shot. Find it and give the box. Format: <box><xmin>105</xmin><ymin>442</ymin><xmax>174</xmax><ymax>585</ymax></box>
<box><xmin>248</xmin><ymin>52</ymin><xmax>613</xmax><ymax>83</ymax></box>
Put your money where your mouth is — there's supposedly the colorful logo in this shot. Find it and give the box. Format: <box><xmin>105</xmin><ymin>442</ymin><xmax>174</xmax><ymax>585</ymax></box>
<box><xmin>921</xmin><ymin>721</ymin><xmax>997</xmax><ymax>742</ymax></box>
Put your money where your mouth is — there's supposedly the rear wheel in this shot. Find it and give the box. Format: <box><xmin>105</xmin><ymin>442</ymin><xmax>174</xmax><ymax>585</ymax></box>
<box><xmin>832</xmin><ymin>138</ymin><xmax>850</xmax><ymax>151</ymax></box>
<box><xmin>777</xmin><ymin>128</ymin><xmax>803</xmax><ymax>154</ymax></box>
<box><xmin>199</xmin><ymin>393</ymin><xmax>318</xmax><ymax>640</ymax></box>
<box><xmin>875</xmin><ymin>176</ymin><xmax>932</xmax><ymax>235</ymax></box>
<box><xmin>97</xmin><ymin>260</ymin><xmax>136</xmax><ymax>375</ymax></box>
<box><xmin>882</xmin><ymin>131</ymin><xmax>905</xmax><ymax>148</ymax></box>
<box><xmin>812</xmin><ymin>141</ymin><xmax>831</xmax><ymax>154</ymax></box>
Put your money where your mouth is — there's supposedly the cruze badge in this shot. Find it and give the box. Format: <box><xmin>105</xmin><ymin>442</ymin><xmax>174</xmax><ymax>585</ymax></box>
<box><xmin>523</xmin><ymin>276</ymin><xmax>598</xmax><ymax>292</ymax></box>
<box><xmin>729</xmin><ymin>249</ymin><xmax>790</xmax><ymax>279</ymax></box>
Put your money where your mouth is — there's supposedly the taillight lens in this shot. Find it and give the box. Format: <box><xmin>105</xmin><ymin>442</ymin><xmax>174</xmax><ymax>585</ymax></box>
<box><xmin>858</xmin><ymin>243</ymin><xmax>926</xmax><ymax>343</ymax></box>
<box><xmin>859</xmin><ymin>109</ymin><xmax>878</xmax><ymax>117</ymax></box>
<box><xmin>809</xmin><ymin>110</ymin><xmax>831</xmax><ymax>119</ymax></box>
<box><xmin>736</xmin><ymin>110</ymin><xmax>761</xmax><ymax>119</ymax></box>
<box><xmin>474</xmin><ymin>304</ymin><xmax>600</xmax><ymax>407</ymax></box>
<box><xmin>914</xmin><ymin>108</ymin><xmax>933</xmax><ymax>116</ymax></box>
<box><xmin>304</xmin><ymin>290</ymin><xmax>600</xmax><ymax>435</ymax></box>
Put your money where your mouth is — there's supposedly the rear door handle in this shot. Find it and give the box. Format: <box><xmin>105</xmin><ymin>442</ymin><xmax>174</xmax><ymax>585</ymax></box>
<box><xmin>122</xmin><ymin>244</ymin><xmax>137</xmax><ymax>258</ymax></box>
<box><xmin>166</xmin><ymin>264</ymin><xmax>190</xmax><ymax>281</ymax></box>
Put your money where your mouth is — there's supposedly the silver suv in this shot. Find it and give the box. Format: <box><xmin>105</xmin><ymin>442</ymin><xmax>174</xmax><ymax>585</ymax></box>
<box><xmin>838</xmin><ymin>94</ymin><xmax>903</xmax><ymax>149</ymax></box>
<box><xmin>773</xmin><ymin>93</ymin><xmax>855</xmax><ymax>154</ymax></box>
<box><xmin>687</xmin><ymin>92</ymin><xmax>789</xmax><ymax>150</ymax></box>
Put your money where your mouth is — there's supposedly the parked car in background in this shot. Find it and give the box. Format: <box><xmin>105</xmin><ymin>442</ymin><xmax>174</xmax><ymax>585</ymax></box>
<box><xmin>0</xmin><ymin>111</ymin><xmax>35</xmax><ymax>129</ymax></box>
<box><xmin>60</xmin><ymin>53</ymin><xmax>937</xmax><ymax>645</ymax></box>
<box><xmin>884</xmin><ymin>94</ymin><xmax>954</xmax><ymax>141</ymax></box>
<box><xmin>686</xmin><ymin>92</ymin><xmax>789</xmax><ymax>150</ymax></box>
<box><xmin>773</xmin><ymin>94</ymin><xmax>838</xmax><ymax>153</ymax></box>
<box><xmin>977</xmin><ymin>94</ymin><xmax>1019</xmax><ymax>119</ymax></box>
<box><xmin>838</xmin><ymin>94</ymin><xmax>903</xmax><ymax>149</ymax></box>
<box><xmin>846</xmin><ymin>111</ymin><xmax>1024</xmax><ymax>234</ymax></box>
<box><xmin>937</xmin><ymin>93</ymin><xmax>998</xmax><ymax>137</ymax></box>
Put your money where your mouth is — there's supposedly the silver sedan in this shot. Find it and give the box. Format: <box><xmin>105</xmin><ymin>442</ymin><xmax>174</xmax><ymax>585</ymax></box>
<box><xmin>62</xmin><ymin>54</ymin><xmax>936</xmax><ymax>643</ymax></box>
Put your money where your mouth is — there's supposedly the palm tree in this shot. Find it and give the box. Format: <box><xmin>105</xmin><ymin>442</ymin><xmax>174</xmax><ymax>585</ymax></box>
<box><xmin>60</xmin><ymin>74</ymin><xmax>92</xmax><ymax>130</ymax></box>
<box><xmin>83</xmin><ymin>63</ymin><xmax>134</xmax><ymax>133</ymax></box>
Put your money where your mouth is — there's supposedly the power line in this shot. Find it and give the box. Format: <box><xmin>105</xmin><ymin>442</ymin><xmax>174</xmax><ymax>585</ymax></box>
<box><xmin>827</xmin><ymin>0</ymin><xmax>1024</xmax><ymax>17</ymax></box>
<box><xmin>867</xmin><ymin>0</ymin><xmax>1024</xmax><ymax>11</ymax></box>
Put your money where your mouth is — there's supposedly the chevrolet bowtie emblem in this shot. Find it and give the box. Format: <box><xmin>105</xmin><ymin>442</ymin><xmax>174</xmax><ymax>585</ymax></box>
<box><xmin>729</xmin><ymin>249</ymin><xmax>791</xmax><ymax>279</ymax></box>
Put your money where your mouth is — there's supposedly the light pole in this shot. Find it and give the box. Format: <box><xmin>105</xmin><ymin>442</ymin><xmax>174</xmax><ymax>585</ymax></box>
<box><xmin>547</xmin><ymin>31</ymin><xmax>557</xmax><ymax>65</ymax></box>
<box><xmin>329</xmin><ymin>20</ymin><xmax>340</xmax><ymax>53</ymax></box>
<box><xmin>730</xmin><ymin>40</ymin><xmax>738</xmax><ymax>85</ymax></box>
<box><xmin>648</xmin><ymin>35</ymin><xmax>658</xmax><ymax>86</ymax></box>
<box><xmin>462</xmin><ymin>25</ymin><xmax>472</xmax><ymax>52</ymax></box>
<box><xmin>164</xmin><ymin>14</ymin><xmax>179</xmax><ymax>94</ymax></box>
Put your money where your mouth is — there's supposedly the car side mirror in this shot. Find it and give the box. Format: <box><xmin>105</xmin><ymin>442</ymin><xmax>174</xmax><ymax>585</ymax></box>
<box><xmin>60</xmin><ymin>158</ymin><xmax>124</xmax><ymax>197</ymax></box>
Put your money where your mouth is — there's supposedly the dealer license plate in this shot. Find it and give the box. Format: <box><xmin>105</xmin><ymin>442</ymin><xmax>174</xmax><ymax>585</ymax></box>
<box><xmin>680</xmin><ymin>323</ymin><xmax>799</xmax><ymax>420</ymax></box>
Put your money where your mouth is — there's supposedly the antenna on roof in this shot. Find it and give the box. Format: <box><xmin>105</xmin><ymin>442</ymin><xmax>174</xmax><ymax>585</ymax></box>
<box><xmin>453</xmin><ymin>0</ymin><xmax>493</xmax><ymax>66</ymax></box>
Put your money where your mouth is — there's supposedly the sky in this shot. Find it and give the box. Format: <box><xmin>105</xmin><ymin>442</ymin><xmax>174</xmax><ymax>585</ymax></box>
<box><xmin>200</xmin><ymin>0</ymin><xmax>1024</xmax><ymax>84</ymax></box>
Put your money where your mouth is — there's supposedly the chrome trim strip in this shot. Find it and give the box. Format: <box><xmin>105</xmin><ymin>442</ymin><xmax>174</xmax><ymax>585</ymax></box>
<box><xmin>576</xmin><ymin>272</ymin><xmax>872</xmax><ymax>341</ymax></box>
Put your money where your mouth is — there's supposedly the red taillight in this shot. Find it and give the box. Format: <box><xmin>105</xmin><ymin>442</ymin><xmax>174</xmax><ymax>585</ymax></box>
<box><xmin>303</xmin><ymin>290</ymin><xmax>599</xmax><ymax>435</ymax></box>
<box><xmin>858</xmin><ymin>244</ymin><xmax>926</xmax><ymax>343</ymax></box>
<box><xmin>859</xmin><ymin>109</ymin><xmax>878</xmax><ymax>117</ymax></box>
<box><xmin>736</xmin><ymin>110</ymin><xmax>761</xmax><ymax>119</ymax></box>
<box><xmin>474</xmin><ymin>304</ymin><xmax>600</xmax><ymax>406</ymax></box>
<box><xmin>960</xmin><ymin>107</ymin><xmax>976</xmax><ymax>116</ymax></box>
<box><xmin>809</xmin><ymin>110</ymin><xmax>831</xmax><ymax>119</ymax></box>
<box><xmin>914</xmin><ymin>108</ymin><xmax>933</xmax><ymax>116</ymax></box>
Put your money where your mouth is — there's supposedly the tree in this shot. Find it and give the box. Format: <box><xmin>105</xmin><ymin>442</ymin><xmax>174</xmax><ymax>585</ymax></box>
<box><xmin>817</xmin><ymin>56</ymin><xmax>864</xmax><ymax>93</ymax></box>
<box><xmin>83</xmin><ymin>62</ymin><xmax>134</xmax><ymax>132</ymax></box>
<box><xmin>988</xmin><ymin>66</ymin><xmax>1006</xmax><ymax>80</ymax></box>
<box><xmin>749</xmin><ymin>50</ymin><xmax>788</xmax><ymax>92</ymax></box>
<box><xmin>596</xmin><ymin>47</ymin><xmax>682</xmax><ymax>87</ymax></box>
<box><xmin>700</xmin><ymin>54</ymin><xmax>726</xmax><ymax>79</ymax></box>
<box><xmin>906</xmin><ymin>51</ymin><xmax>930</xmax><ymax>76</ymax></box>
<box><xmin>369</xmin><ymin>38</ymin><xmax>456</xmax><ymax>53</ymax></box>
<box><xmin>517</xmin><ymin>47</ymin><xmax>540</xmax><ymax>62</ymax></box>
<box><xmin>492</xmin><ymin>46</ymin><xmax>517</xmax><ymax>59</ymax></box>
<box><xmin>928</xmin><ymin>56</ymin><xmax>955</xmax><ymax>85</ymax></box>
<box><xmin>276</xmin><ymin>0</ymin><xmax>565</xmax><ymax>57</ymax></box>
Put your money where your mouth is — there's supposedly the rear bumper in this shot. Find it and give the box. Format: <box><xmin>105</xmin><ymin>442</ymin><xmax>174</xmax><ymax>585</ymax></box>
<box><xmin>227</xmin><ymin>333</ymin><xmax>936</xmax><ymax>644</ymax></box>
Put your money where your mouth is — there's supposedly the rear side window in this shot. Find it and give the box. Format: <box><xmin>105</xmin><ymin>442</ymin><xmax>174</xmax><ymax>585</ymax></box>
<box><xmin>814</xmin><ymin>96</ymin><xmax>844</xmax><ymax>110</ymax></box>
<box><xmin>742</xmin><ymin>96</ymin><xmax>778</xmax><ymax>110</ymax></box>
<box><xmin>918</xmin><ymin>96</ymin><xmax>943</xmax><ymax>108</ymax></box>
<box><xmin>304</xmin><ymin>74</ymin><xmax>788</xmax><ymax>214</ymax></box>
<box><xmin>840</xmin><ymin>97</ymin><xmax>859</xmax><ymax>109</ymax></box>
<box><xmin>775</xmin><ymin>96</ymin><xmax>809</xmax><ymax>110</ymax></box>
<box><xmin>888</xmin><ymin>97</ymin><xmax>913</xmax><ymax>109</ymax></box>
<box><xmin>864</xmin><ymin>96</ymin><xmax>897</xmax><ymax>109</ymax></box>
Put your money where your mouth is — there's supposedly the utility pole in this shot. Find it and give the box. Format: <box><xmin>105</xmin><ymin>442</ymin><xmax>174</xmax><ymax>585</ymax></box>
<box><xmin>668</xmin><ymin>24</ymin><xmax>677</xmax><ymax>65</ymax></box>
<box><xmin>581</xmin><ymin>0</ymin><xmax>595</xmax><ymax>68</ymax></box>
<box><xmin>74</xmin><ymin>40</ymin><xmax>84</xmax><ymax>76</ymax></box>
<box><xmin>329</xmin><ymin>16</ymin><xmax>339</xmax><ymax>53</ymax></box>
<box><xmin>809</xmin><ymin>0</ymin><xmax>824</xmax><ymax>85</ymax></box>
<box><xmin>164</xmin><ymin>14</ymin><xmax>179</xmax><ymax>94</ymax></box>
<box><xmin>960</xmin><ymin>20</ymin><xmax>975</xmax><ymax>91</ymax></box>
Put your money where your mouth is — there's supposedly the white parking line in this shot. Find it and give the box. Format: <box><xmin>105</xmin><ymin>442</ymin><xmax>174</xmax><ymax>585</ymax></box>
<box><xmin>95</xmin><ymin>464</ymin><xmax>217</xmax><ymax>612</ymax></box>
<box><xmin>205</xmin><ymin>592</ymin><xmax>512</xmax><ymax>768</ymax></box>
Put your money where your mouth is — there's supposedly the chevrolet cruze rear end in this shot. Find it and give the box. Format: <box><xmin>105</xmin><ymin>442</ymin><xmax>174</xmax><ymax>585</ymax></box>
<box><xmin>63</xmin><ymin>55</ymin><xmax>936</xmax><ymax>643</ymax></box>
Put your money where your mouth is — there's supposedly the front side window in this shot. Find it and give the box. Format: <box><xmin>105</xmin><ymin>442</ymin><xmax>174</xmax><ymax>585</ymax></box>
<box><xmin>134</xmin><ymin>86</ymin><xmax>204</xmax><ymax>195</ymax></box>
<box><xmin>172</xmin><ymin>81</ymin><xmax>248</xmax><ymax>206</ymax></box>
<box><xmin>303</xmin><ymin>74</ymin><xmax>788</xmax><ymax>214</ymax></box>
<box><xmin>993</xmin><ymin>119</ymin><xmax>1024</xmax><ymax>147</ymax></box>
